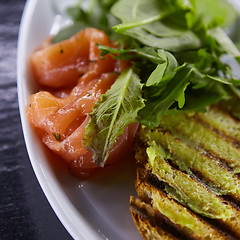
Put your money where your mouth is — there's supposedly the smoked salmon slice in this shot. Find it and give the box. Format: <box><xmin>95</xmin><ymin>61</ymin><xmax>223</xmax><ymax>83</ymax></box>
<box><xmin>27</xmin><ymin>28</ymin><xmax>135</xmax><ymax>176</ymax></box>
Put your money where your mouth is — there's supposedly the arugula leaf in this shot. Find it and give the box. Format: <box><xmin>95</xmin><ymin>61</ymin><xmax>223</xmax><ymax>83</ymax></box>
<box><xmin>52</xmin><ymin>0</ymin><xmax>118</xmax><ymax>43</ymax></box>
<box><xmin>98</xmin><ymin>44</ymin><xmax>166</xmax><ymax>64</ymax></box>
<box><xmin>167</xmin><ymin>83</ymin><xmax>229</xmax><ymax>114</ymax></box>
<box><xmin>111</xmin><ymin>0</ymin><xmax>201</xmax><ymax>52</ymax></box>
<box><xmin>193</xmin><ymin>0</ymin><xmax>238</xmax><ymax>28</ymax></box>
<box><xmin>82</xmin><ymin>68</ymin><xmax>145</xmax><ymax>166</ymax></box>
<box><xmin>113</xmin><ymin>15</ymin><xmax>162</xmax><ymax>33</ymax></box>
<box><xmin>230</xmin><ymin>85</ymin><xmax>240</xmax><ymax>98</ymax></box>
<box><xmin>122</xmin><ymin>28</ymin><xmax>201</xmax><ymax>52</ymax></box>
<box><xmin>52</xmin><ymin>22</ymin><xmax>88</xmax><ymax>44</ymax></box>
<box><xmin>209</xmin><ymin>27</ymin><xmax>240</xmax><ymax>58</ymax></box>
<box><xmin>139</xmin><ymin>67</ymin><xmax>192</xmax><ymax>128</ymax></box>
<box><xmin>146</xmin><ymin>50</ymin><xmax>178</xmax><ymax>86</ymax></box>
<box><xmin>108</xmin><ymin>0</ymin><xmax>239</xmax><ymax>131</ymax></box>
<box><xmin>146</xmin><ymin>61</ymin><xmax>168</xmax><ymax>87</ymax></box>
<box><xmin>206</xmin><ymin>75</ymin><xmax>233</xmax><ymax>85</ymax></box>
<box><xmin>54</xmin><ymin>0</ymin><xmax>240</xmax><ymax>166</ymax></box>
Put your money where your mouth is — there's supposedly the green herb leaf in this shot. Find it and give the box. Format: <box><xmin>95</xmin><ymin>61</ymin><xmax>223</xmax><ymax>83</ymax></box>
<box><xmin>139</xmin><ymin>67</ymin><xmax>192</xmax><ymax>128</ymax></box>
<box><xmin>193</xmin><ymin>0</ymin><xmax>238</xmax><ymax>28</ymax></box>
<box><xmin>52</xmin><ymin>22</ymin><xmax>87</xmax><ymax>44</ymax></box>
<box><xmin>146</xmin><ymin>62</ymin><xmax>168</xmax><ymax>87</ymax></box>
<box><xmin>111</xmin><ymin>0</ymin><xmax>201</xmax><ymax>52</ymax></box>
<box><xmin>209</xmin><ymin>27</ymin><xmax>240</xmax><ymax>58</ymax></box>
<box><xmin>52</xmin><ymin>0</ymin><xmax>118</xmax><ymax>43</ymax></box>
<box><xmin>52</xmin><ymin>133</ymin><xmax>61</xmax><ymax>141</ymax></box>
<box><xmin>54</xmin><ymin>0</ymin><xmax>240</xmax><ymax>164</ymax></box>
<box><xmin>98</xmin><ymin>44</ymin><xmax>166</xmax><ymax>64</ymax></box>
<box><xmin>207</xmin><ymin>75</ymin><xmax>232</xmax><ymax>85</ymax></box>
<box><xmin>82</xmin><ymin>68</ymin><xmax>145</xmax><ymax>166</ymax></box>
<box><xmin>146</xmin><ymin>50</ymin><xmax>178</xmax><ymax>87</ymax></box>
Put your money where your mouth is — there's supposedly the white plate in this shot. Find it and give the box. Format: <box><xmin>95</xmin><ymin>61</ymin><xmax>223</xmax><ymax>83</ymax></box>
<box><xmin>17</xmin><ymin>0</ymin><xmax>141</xmax><ymax>239</ymax></box>
<box><xmin>17</xmin><ymin>1</ymin><xmax>240</xmax><ymax>240</ymax></box>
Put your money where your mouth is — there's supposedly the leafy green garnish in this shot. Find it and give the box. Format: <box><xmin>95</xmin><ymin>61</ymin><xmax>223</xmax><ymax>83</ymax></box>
<box><xmin>52</xmin><ymin>0</ymin><xmax>118</xmax><ymax>43</ymax></box>
<box><xmin>97</xmin><ymin>44</ymin><xmax>166</xmax><ymax>64</ymax></box>
<box><xmin>111</xmin><ymin>0</ymin><xmax>202</xmax><ymax>52</ymax></box>
<box><xmin>82</xmin><ymin>68</ymin><xmax>145</xmax><ymax>166</ymax></box>
<box><xmin>52</xmin><ymin>133</ymin><xmax>61</xmax><ymax>141</ymax></box>
<box><xmin>146</xmin><ymin>50</ymin><xmax>178</xmax><ymax>87</ymax></box>
<box><xmin>54</xmin><ymin>0</ymin><xmax>240</xmax><ymax>166</ymax></box>
<box><xmin>139</xmin><ymin>66</ymin><xmax>192</xmax><ymax>128</ymax></box>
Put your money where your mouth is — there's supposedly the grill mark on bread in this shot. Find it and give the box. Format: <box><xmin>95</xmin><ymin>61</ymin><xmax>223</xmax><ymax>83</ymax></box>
<box><xmin>168</xmin><ymin>129</ymin><xmax>233</xmax><ymax>173</ymax></box>
<box><xmin>140</xmin><ymin>128</ymin><xmax>240</xmax><ymax>203</ymax></box>
<box><xmin>220</xmin><ymin>194</ymin><xmax>240</xmax><ymax>210</ymax></box>
<box><xmin>135</xmin><ymin>168</ymin><xmax>237</xmax><ymax>240</ymax></box>
<box><xmin>198</xmin><ymin>146</ymin><xmax>233</xmax><ymax>172</ymax></box>
<box><xmin>160</xmin><ymin>122</ymin><xmax>238</xmax><ymax>172</ymax></box>
<box><xmin>135</xmin><ymin>141</ymin><xmax>240</xmax><ymax>239</ymax></box>
<box><xmin>130</xmin><ymin>197</ymin><xmax>236</xmax><ymax>240</ymax></box>
<box><xmin>192</xmin><ymin>114</ymin><xmax>240</xmax><ymax>148</ymax></box>
<box><xmin>157</xmin><ymin>111</ymin><xmax>240</xmax><ymax>172</ymax></box>
<box><xmin>131</xmin><ymin>103</ymin><xmax>240</xmax><ymax>240</ymax></box>
<box><xmin>130</xmin><ymin>197</ymin><xmax>189</xmax><ymax>240</ymax></box>
<box><xmin>138</xmin><ymin>165</ymin><xmax>240</xmax><ymax>239</ymax></box>
<box><xmin>147</xmin><ymin>125</ymin><xmax>236</xmax><ymax>172</ymax></box>
<box><xmin>146</xmin><ymin>167</ymin><xmax>216</xmax><ymax>199</ymax></box>
<box><xmin>214</xmin><ymin>100</ymin><xmax>240</xmax><ymax>123</ymax></box>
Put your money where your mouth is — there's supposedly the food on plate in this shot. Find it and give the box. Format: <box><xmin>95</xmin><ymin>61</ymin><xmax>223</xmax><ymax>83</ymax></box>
<box><xmin>27</xmin><ymin>27</ymin><xmax>136</xmax><ymax>176</ymax></box>
<box><xmin>130</xmin><ymin>100</ymin><xmax>240</xmax><ymax>239</ymax></box>
<box><xmin>27</xmin><ymin>0</ymin><xmax>240</xmax><ymax>172</ymax></box>
<box><xmin>26</xmin><ymin>0</ymin><xmax>240</xmax><ymax>238</ymax></box>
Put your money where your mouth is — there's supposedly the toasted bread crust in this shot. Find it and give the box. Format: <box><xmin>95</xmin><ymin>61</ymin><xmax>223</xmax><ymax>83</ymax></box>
<box><xmin>134</xmin><ymin>164</ymin><xmax>235</xmax><ymax>240</ymax></box>
<box><xmin>130</xmin><ymin>196</ymin><xmax>178</xmax><ymax>240</ymax></box>
<box><xmin>131</xmin><ymin>105</ymin><xmax>240</xmax><ymax>239</ymax></box>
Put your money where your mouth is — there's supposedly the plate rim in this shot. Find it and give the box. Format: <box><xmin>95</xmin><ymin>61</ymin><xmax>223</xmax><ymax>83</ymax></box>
<box><xmin>17</xmin><ymin>0</ymin><xmax>105</xmax><ymax>239</ymax></box>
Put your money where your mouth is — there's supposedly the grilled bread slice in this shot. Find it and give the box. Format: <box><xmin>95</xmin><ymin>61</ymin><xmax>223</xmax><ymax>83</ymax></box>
<box><xmin>131</xmin><ymin>101</ymin><xmax>240</xmax><ymax>240</ymax></box>
<box><xmin>130</xmin><ymin>196</ymin><xmax>178</xmax><ymax>240</ymax></box>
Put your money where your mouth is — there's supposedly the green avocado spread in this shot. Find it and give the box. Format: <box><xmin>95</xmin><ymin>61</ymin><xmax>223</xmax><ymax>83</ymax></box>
<box><xmin>147</xmin><ymin>141</ymin><xmax>233</xmax><ymax>220</ymax></box>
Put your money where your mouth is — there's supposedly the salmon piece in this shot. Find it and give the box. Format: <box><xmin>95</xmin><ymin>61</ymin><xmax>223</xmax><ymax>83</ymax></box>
<box><xmin>69</xmin><ymin>122</ymin><xmax>139</xmax><ymax>177</ymax></box>
<box><xmin>27</xmin><ymin>28</ymin><xmax>135</xmax><ymax>176</ymax></box>
<box><xmin>31</xmin><ymin>73</ymin><xmax>117</xmax><ymax>139</ymax></box>
<box><xmin>27</xmin><ymin>91</ymin><xmax>65</xmax><ymax>126</ymax></box>
<box><xmin>30</xmin><ymin>28</ymin><xmax>116</xmax><ymax>88</ymax></box>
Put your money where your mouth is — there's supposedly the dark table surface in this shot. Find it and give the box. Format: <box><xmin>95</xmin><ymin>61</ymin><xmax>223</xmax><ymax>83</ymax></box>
<box><xmin>0</xmin><ymin>1</ymin><xmax>73</xmax><ymax>239</ymax></box>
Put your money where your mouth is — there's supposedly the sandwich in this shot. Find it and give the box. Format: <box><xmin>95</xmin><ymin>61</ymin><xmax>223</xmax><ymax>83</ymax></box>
<box><xmin>130</xmin><ymin>99</ymin><xmax>240</xmax><ymax>240</ymax></box>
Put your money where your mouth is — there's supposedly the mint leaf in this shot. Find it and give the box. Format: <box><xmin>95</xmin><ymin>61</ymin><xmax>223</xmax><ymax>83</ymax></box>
<box><xmin>82</xmin><ymin>68</ymin><xmax>145</xmax><ymax>167</ymax></box>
